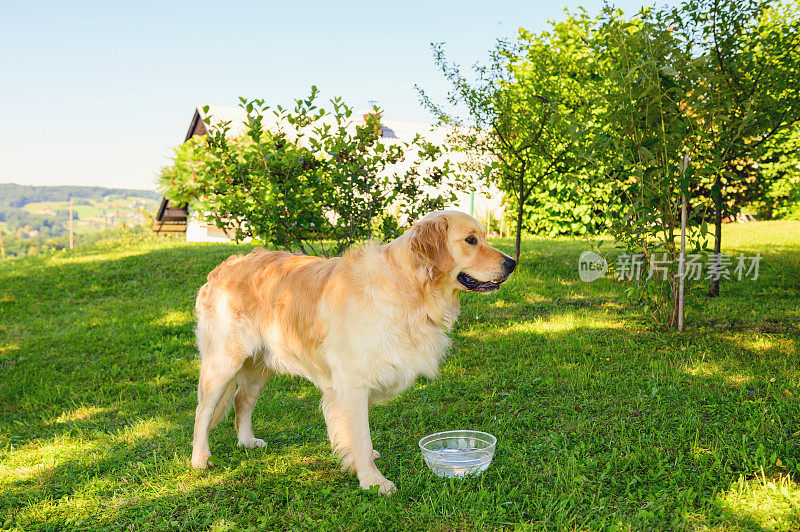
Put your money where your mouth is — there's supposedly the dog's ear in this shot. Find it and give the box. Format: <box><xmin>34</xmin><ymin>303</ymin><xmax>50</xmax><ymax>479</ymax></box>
<box><xmin>410</xmin><ymin>215</ymin><xmax>454</xmax><ymax>275</ymax></box>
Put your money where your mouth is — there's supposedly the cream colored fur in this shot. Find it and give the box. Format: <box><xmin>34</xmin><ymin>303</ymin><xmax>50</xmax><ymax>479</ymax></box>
<box><xmin>190</xmin><ymin>210</ymin><xmax>514</xmax><ymax>494</ymax></box>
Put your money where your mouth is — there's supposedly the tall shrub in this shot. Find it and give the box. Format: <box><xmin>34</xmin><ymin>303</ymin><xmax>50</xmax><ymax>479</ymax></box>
<box><xmin>158</xmin><ymin>88</ymin><xmax>460</xmax><ymax>255</ymax></box>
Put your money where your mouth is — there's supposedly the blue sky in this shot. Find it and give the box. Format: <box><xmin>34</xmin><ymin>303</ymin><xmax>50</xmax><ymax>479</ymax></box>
<box><xmin>0</xmin><ymin>0</ymin><xmax>668</xmax><ymax>191</ymax></box>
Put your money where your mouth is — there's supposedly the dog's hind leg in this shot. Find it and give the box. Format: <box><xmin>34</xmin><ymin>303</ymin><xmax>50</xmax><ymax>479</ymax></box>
<box><xmin>234</xmin><ymin>357</ymin><xmax>272</xmax><ymax>448</ymax></box>
<box><xmin>191</xmin><ymin>344</ymin><xmax>244</xmax><ymax>469</ymax></box>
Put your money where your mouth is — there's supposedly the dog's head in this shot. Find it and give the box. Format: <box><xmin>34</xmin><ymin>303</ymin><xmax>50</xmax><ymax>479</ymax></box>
<box><xmin>408</xmin><ymin>210</ymin><xmax>516</xmax><ymax>293</ymax></box>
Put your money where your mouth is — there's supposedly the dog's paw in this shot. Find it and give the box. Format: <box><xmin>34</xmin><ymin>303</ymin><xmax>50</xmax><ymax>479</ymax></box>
<box><xmin>360</xmin><ymin>475</ymin><xmax>396</xmax><ymax>495</ymax></box>
<box><xmin>376</xmin><ymin>478</ymin><xmax>396</xmax><ymax>495</ymax></box>
<box><xmin>372</xmin><ymin>449</ymin><xmax>381</xmax><ymax>459</ymax></box>
<box><xmin>191</xmin><ymin>453</ymin><xmax>209</xmax><ymax>469</ymax></box>
<box><xmin>238</xmin><ymin>437</ymin><xmax>267</xmax><ymax>449</ymax></box>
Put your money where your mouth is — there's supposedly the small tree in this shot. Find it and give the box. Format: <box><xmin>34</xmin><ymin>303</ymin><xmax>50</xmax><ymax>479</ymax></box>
<box><xmin>593</xmin><ymin>8</ymin><xmax>709</xmax><ymax>328</ymax></box>
<box><xmin>417</xmin><ymin>26</ymin><xmax>595</xmax><ymax>263</ymax></box>
<box><xmin>668</xmin><ymin>0</ymin><xmax>800</xmax><ymax>296</ymax></box>
<box><xmin>158</xmin><ymin>88</ymin><xmax>460</xmax><ymax>255</ymax></box>
<box><xmin>515</xmin><ymin>12</ymin><xmax>614</xmax><ymax>238</ymax></box>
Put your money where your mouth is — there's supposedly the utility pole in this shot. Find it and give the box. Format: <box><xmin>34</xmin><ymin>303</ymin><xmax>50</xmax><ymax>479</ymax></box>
<box><xmin>69</xmin><ymin>198</ymin><xmax>74</xmax><ymax>250</ymax></box>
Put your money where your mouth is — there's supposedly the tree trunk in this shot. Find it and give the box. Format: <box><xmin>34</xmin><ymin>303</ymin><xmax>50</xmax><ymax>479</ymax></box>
<box><xmin>678</xmin><ymin>193</ymin><xmax>687</xmax><ymax>331</ymax></box>
<box><xmin>708</xmin><ymin>176</ymin><xmax>723</xmax><ymax>298</ymax></box>
<box><xmin>514</xmin><ymin>197</ymin><xmax>524</xmax><ymax>264</ymax></box>
<box><xmin>514</xmin><ymin>165</ymin><xmax>527</xmax><ymax>264</ymax></box>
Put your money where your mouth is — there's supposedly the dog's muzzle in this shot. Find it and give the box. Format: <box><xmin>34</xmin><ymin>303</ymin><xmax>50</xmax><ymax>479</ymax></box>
<box><xmin>456</xmin><ymin>256</ymin><xmax>516</xmax><ymax>293</ymax></box>
<box><xmin>456</xmin><ymin>272</ymin><xmax>507</xmax><ymax>293</ymax></box>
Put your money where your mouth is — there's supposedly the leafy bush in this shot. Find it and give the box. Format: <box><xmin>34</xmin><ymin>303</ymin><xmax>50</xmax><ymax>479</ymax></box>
<box><xmin>772</xmin><ymin>176</ymin><xmax>800</xmax><ymax>220</ymax></box>
<box><xmin>158</xmin><ymin>88</ymin><xmax>462</xmax><ymax>255</ymax></box>
<box><xmin>758</xmin><ymin>129</ymin><xmax>800</xmax><ymax>220</ymax></box>
<box><xmin>521</xmin><ymin>175</ymin><xmax>612</xmax><ymax>237</ymax></box>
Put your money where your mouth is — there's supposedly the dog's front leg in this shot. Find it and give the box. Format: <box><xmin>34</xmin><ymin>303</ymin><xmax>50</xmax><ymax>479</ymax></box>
<box><xmin>322</xmin><ymin>387</ymin><xmax>396</xmax><ymax>495</ymax></box>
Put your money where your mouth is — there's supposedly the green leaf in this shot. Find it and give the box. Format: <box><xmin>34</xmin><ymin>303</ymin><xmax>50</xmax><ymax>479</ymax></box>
<box><xmin>659</xmin><ymin>65</ymin><xmax>679</xmax><ymax>77</ymax></box>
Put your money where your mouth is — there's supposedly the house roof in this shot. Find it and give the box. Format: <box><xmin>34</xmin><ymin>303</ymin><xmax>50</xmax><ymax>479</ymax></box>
<box><xmin>153</xmin><ymin>196</ymin><xmax>188</xmax><ymax>229</ymax></box>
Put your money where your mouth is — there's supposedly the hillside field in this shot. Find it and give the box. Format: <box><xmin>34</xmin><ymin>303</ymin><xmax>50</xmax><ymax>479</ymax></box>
<box><xmin>0</xmin><ymin>184</ymin><xmax>161</xmax><ymax>257</ymax></box>
<box><xmin>0</xmin><ymin>221</ymin><xmax>798</xmax><ymax>530</ymax></box>
<box><xmin>17</xmin><ymin>196</ymin><xmax>158</xmax><ymax>234</ymax></box>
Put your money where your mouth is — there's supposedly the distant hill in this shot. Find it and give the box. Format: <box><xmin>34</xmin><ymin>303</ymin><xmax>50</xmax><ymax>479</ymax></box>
<box><xmin>0</xmin><ymin>183</ymin><xmax>159</xmax><ymax>209</ymax></box>
<box><xmin>0</xmin><ymin>184</ymin><xmax>161</xmax><ymax>256</ymax></box>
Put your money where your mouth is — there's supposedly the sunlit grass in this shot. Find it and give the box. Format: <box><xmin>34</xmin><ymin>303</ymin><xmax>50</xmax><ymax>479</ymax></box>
<box><xmin>714</xmin><ymin>473</ymin><xmax>800</xmax><ymax>530</ymax></box>
<box><xmin>51</xmin><ymin>406</ymin><xmax>107</xmax><ymax>425</ymax></box>
<box><xmin>720</xmin><ymin>220</ymin><xmax>800</xmax><ymax>251</ymax></box>
<box><xmin>152</xmin><ymin>310</ymin><xmax>194</xmax><ymax>328</ymax></box>
<box><xmin>683</xmin><ymin>361</ymin><xmax>755</xmax><ymax>386</ymax></box>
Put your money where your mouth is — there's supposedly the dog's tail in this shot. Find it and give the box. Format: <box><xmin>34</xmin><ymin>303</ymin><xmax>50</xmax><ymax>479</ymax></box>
<box><xmin>209</xmin><ymin>380</ymin><xmax>237</xmax><ymax>429</ymax></box>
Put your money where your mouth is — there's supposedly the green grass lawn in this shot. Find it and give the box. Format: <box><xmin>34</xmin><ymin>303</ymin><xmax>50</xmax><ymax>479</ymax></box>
<box><xmin>1</xmin><ymin>222</ymin><xmax>798</xmax><ymax>530</ymax></box>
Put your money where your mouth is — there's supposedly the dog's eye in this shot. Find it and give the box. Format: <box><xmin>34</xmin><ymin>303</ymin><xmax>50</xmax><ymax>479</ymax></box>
<box><xmin>465</xmin><ymin>235</ymin><xmax>478</xmax><ymax>245</ymax></box>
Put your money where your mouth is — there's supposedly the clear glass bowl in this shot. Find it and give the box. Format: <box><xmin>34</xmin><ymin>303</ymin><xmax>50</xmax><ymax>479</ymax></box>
<box><xmin>418</xmin><ymin>430</ymin><xmax>496</xmax><ymax>478</ymax></box>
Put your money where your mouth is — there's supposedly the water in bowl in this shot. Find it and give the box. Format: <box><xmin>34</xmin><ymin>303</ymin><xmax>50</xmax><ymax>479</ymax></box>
<box><xmin>419</xmin><ymin>430</ymin><xmax>497</xmax><ymax>478</ymax></box>
<box><xmin>424</xmin><ymin>447</ymin><xmax>494</xmax><ymax>478</ymax></box>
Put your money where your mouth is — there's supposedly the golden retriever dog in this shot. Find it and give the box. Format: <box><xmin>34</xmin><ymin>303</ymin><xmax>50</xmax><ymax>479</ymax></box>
<box><xmin>191</xmin><ymin>210</ymin><xmax>516</xmax><ymax>494</ymax></box>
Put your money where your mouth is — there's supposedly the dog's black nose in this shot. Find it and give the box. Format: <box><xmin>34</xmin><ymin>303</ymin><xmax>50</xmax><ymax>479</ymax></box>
<box><xmin>503</xmin><ymin>256</ymin><xmax>517</xmax><ymax>273</ymax></box>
